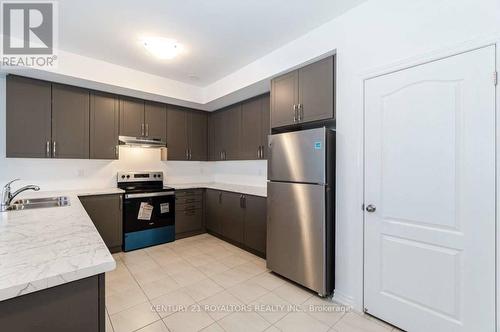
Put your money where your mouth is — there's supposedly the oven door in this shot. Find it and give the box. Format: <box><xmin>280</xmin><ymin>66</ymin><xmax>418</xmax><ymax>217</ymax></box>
<box><xmin>123</xmin><ymin>191</ymin><xmax>175</xmax><ymax>233</ymax></box>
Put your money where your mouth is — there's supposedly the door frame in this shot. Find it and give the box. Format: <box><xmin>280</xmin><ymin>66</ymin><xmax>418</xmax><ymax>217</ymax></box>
<box><xmin>361</xmin><ymin>37</ymin><xmax>499</xmax><ymax>329</ymax></box>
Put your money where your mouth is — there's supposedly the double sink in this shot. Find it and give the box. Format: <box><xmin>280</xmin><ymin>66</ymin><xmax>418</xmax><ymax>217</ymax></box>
<box><xmin>6</xmin><ymin>196</ymin><xmax>70</xmax><ymax>211</ymax></box>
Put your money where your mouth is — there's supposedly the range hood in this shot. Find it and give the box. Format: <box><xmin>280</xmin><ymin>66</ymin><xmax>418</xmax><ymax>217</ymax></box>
<box><xmin>119</xmin><ymin>136</ymin><xmax>166</xmax><ymax>148</ymax></box>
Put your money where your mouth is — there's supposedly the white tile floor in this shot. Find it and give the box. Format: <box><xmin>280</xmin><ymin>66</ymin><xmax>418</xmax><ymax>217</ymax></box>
<box><xmin>106</xmin><ymin>234</ymin><xmax>402</xmax><ymax>332</ymax></box>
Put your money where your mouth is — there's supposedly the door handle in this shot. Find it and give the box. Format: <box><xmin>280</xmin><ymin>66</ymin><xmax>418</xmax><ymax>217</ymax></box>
<box><xmin>293</xmin><ymin>104</ymin><xmax>298</xmax><ymax>122</ymax></box>
<box><xmin>52</xmin><ymin>141</ymin><xmax>56</xmax><ymax>158</ymax></box>
<box><xmin>141</xmin><ymin>123</ymin><xmax>145</xmax><ymax>136</ymax></box>
<box><xmin>189</xmin><ymin>149</ymin><xmax>192</xmax><ymax>160</ymax></box>
<box><xmin>46</xmin><ymin>141</ymin><xmax>50</xmax><ymax>158</ymax></box>
<box><xmin>298</xmin><ymin>104</ymin><xmax>303</xmax><ymax>121</ymax></box>
<box><xmin>218</xmin><ymin>192</ymin><xmax>222</xmax><ymax>204</ymax></box>
<box><xmin>365</xmin><ymin>204</ymin><xmax>376</xmax><ymax>213</ymax></box>
<box><xmin>145</xmin><ymin>124</ymin><xmax>149</xmax><ymax>137</ymax></box>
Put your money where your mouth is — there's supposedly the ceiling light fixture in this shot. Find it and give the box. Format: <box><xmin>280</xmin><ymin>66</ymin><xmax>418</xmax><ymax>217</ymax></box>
<box><xmin>141</xmin><ymin>37</ymin><xmax>182</xmax><ymax>60</ymax></box>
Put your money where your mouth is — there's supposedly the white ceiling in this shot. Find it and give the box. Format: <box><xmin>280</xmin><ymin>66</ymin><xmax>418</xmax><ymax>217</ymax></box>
<box><xmin>59</xmin><ymin>0</ymin><xmax>365</xmax><ymax>87</ymax></box>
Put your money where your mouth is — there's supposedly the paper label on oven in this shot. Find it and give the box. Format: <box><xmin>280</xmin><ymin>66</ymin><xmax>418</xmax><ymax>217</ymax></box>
<box><xmin>160</xmin><ymin>203</ymin><xmax>170</xmax><ymax>214</ymax></box>
<box><xmin>138</xmin><ymin>202</ymin><xmax>153</xmax><ymax>220</ymax></box>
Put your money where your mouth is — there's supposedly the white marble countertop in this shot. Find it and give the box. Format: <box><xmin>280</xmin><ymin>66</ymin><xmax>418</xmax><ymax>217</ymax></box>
<box><xmin>168</xmin><ymin>182</ymin><xmax>267</xmax><ymax>197</ymax></box>
<box><xmin>0</xmin><ymin>188</ymin><xmax>119</xmax><ymax>302</ymax></box>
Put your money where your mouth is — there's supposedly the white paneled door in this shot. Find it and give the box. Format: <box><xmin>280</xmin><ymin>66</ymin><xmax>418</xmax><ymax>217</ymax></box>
<box><xmin>364</xmin><ymin>46</ymin><xmax>496</xmax><ymax>332</ymax></box>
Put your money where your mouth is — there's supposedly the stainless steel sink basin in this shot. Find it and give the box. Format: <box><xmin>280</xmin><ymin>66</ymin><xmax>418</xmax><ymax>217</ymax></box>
<box><xmin>6</xmin><ymin>196</ymin><xmax>70</xmax><ymax>211</ymax></box>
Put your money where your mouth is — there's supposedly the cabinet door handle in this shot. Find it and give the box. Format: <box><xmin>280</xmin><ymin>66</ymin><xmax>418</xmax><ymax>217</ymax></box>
<box><xmin>115</xmin><ymin>146</ymin><xmax>119</xmax><ymax>158</ymax></box>
<box><xmin>52</xmin><ymin>141</ymin><xmax>56</xmax><ymax>158</ymax></box>
<box><xmin>218</xmin><ymin>192</ymin><xmax>222</xmax><ymax>204</ymax></box>
<box><xmin>46</xmin><ymin>141</ymin><xmax>50</xmax><ymax>158</ymax></box>
<box><xmin>119</xmin><ymin>195</ymin><xmax>123</xmax><ymax>211</ymax></box>
<box><xmin>145</xmin><ymin>124</ymin><xmax>149</xmax><ymax>137</ymax></box>
<box><xmin>242</xmin><ymin>195</ymin><xmax>246</xmax><ymax>208</ymax></box>
<box><xmin>141</xmin><ymin>123</ymin><xmax>144</xmax><ymax>136</ymax></box>
<box><xmin>293</xmin><ymin>104</ymin><xmax>298</xmax><ymax>122</ymax></box>
<box><xmin>298</xmin><ymin>104</ymin><xmax>304</xmax><ymax>121</ymax></box>
<box><xmin>189</xmin><ymin>149</ymin><xmax>192</xmax><ymax>160</ymax></box>
<box><xmin>223</xmin><ymin>151</ymin><xmax>226</xmax><ymax>160</ymax></box>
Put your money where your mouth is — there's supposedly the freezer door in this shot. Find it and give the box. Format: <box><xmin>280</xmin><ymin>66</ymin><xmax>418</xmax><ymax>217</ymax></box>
<box><xmin>266</xmin><ymin>181</ymin><xmax>327</xmax><ymax>294</ymax></box>
<box><xmin>268</xmin><ymin>127</ymin><xmax>326</xmax><ymax>183</ymax></box>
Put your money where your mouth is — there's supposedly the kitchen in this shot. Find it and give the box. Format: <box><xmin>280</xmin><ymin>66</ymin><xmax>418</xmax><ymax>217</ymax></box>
<box><xmin>0</xmin><ymin>1</ymin><xmax>498</xmax><ymax>332</ymax></box>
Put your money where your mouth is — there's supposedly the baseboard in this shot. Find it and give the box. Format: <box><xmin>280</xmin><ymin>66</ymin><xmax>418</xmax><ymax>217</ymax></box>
<box><xmin>332</xmin><ymin>289</ymin><xmax>357</xmax><ymax>311</ymax></box>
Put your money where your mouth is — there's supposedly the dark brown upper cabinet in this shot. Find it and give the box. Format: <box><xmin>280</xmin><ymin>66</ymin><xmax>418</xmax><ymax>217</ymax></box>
<box><xmin>188</xmin><ymin>111</ymin><xmax>208</xmax><ymax>161</ymax></box>
<box><xmin>145</xmin><ymin>101</ymin><xmax>167</xmax><ymax>142</ymax></box>
<box><xmin>6</xmin><ymin>76</ymin><xmax>90</xmax><ymax>160</ymax></box>
<box><xmin>51</xmin><ymin>84</ymin><xmax>90</xmax><ymax>159</ymax></box>
<box><xmin>119</xmin><ymin>98</ymin><xmax>167</xmax><ymax>142</ymax></box>
<box><xmin>90</xmin><ymin>92</ymin><xmax>119</xmax><ymax>160</ymax></box>
<box><xmin>240</xmin><ymin>98</ymin><xmax>263</xmax><ymax>160</ymax></box>
<box><xmin>271</xmin><ymin>55</ymin><xmax>335</xmax><ymax>128</ymax></box>
<box><xmin>119</xmin><ymin>97</ymin><xmax>144</xmax><ymax>137</ymax></box>
<box><xmin>6</xmin><ymin>76</ymin><xmax>52</xmax><ymax>158</ymax></box>
<box><xmin>271</xmin><ymin>70</ymin><xmax>298</xmax><ymax>128</ymax></box>
<box><xmin>240</xmin><ymin>95</ymin><xmax>270</xmax><ymax>160</ymax></box>
<box><xmin>210</xmin><ymin>94</ymin><xmax>269</xmax><ymax>161</ymax></box>
<box><xmin>166</xmin><ymin>107</ymin><xmax>207</xmax><ymax>161</ymax></box>
<box><xmin>261</xmin><ymin>94</ymin><xmax>270</xmax><ymax>159</ymax></box>
<box><xmin>208</xmin><ymin>114</ymin><xmax>216</xmax><ymax>161</ymax></box>
<box><xmin>213</xmin><ymin>105</ymin><xmax>241</xmax><ymax>160</ymax></box>
<box><xmin>166</xmin><ymin>106</ymin><xmax>189</xmax><ymax>160</ymax></box>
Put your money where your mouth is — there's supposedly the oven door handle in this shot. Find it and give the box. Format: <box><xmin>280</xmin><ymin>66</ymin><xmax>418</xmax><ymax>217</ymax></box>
<box><xmin>125</xmin><ymin>192</ymin><xmax>175</xmax><ymax>199</ymax></box>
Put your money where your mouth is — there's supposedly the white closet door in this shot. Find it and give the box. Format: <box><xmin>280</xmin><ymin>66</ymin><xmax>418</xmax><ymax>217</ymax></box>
<box><xmin>364</xmin><ymin>46</ymin><xmax>496</xmax><ymax>332</ymax></box>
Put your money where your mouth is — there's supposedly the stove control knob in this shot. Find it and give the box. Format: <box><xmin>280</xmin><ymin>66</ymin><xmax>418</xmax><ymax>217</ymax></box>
<box><xmin>126</xmin><ymin>175</ymin><xmax>130</xmax><ymax>179</ymax></box>
<box><xmin>157</xmin><ymin>174</ymin><xmax>161</xmax><ymax>178</ymax></box>
<box><xmin>153</xmin><ymin>174</ymin><xmax>157</xmax><ymax>178</ymax></box>
<box><xmin>121</xmin><ymin>175</ymin><xmax>125</xmax><ymax>179</ymax></box>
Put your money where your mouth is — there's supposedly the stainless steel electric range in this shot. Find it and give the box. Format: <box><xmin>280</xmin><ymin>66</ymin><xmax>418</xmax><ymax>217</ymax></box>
<box><xmin>117</xmin><ymin>171</ymin><xmax>175</xmax><ymax>251</ymax></box>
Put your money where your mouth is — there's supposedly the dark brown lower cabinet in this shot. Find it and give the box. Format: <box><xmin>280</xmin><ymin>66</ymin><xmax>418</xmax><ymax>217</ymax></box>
<box><xmin>79</xmin><ymin>194</ymin><xmax>123</xmax><ymax>253</ymax></box>
<box><xmin>243</xmin><ymin>195</ymin><xmax>267</xmax><ymax>255</ymax></box>
<box><xmin>205</xmin><ymin>189</ymin><xmax>267</xmax><ymax>257</ymax></box>
<box><xmin>220</xmin><ymin>192</ymin><xmax>245</xmax><ymax>243</ymax></box>
<box><xmin>175</xmin><ymin>189</ymin><xmax>205</xmax><ymax>239</ymax></box>
<box><xmin>206</xmin><ymin>189</ymin><xmax>222</xmax><ymax>234</ymax></box>
<box><xmin>0</xmin><ymin>274</ymin><xmax>105</xmax><ymax>332</ymax></box>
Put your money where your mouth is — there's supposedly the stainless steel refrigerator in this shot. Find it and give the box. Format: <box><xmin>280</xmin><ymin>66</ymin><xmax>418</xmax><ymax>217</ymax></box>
<box><xmin>267</xmin><ymin>127</ymin><xmax>335</xmax><ymax>296</ymax></box>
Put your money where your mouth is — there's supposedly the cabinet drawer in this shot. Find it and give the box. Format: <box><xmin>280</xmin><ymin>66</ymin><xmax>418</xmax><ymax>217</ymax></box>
<box><xmin>176</xmin><ymin>201</ymin><xmax>203</xmax><ymax>211</ymax></box>
<box><xmin>176</xmin><ymin>195</ymin><xmax>203</xmax><ymax>206</ymax></box>
<box><xmin>176</xmin><ymin>189</ymin><xmax>203</xmax><ymax>197</ymax></box>
<box><xmin>176</xmin><ymin>208</ymin><xmax>203</xmax><ymax>234</ymax></box>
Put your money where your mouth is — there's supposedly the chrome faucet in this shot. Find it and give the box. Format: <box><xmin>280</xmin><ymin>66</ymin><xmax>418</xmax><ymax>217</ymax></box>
<box><xmin>1</xmin><ymin>179</ymin><xmax>40</xmax><ymax>211</ymax></box>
